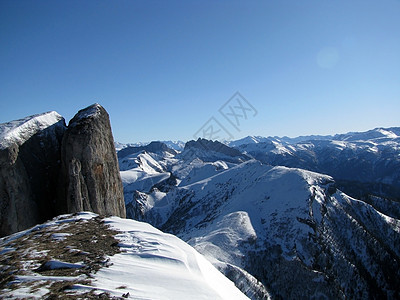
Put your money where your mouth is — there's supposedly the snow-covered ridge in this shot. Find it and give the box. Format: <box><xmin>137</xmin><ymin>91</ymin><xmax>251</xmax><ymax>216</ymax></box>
<box><xmin>119</xmin><ymin>146</ymin><xmax>400</xmax><ymax>298</ymax></box>
<box><xmin>117</xmin><ymin>126</ymin><xmax>400</xmax><ymax>298</ymax></box>
<box><xmin>228</xmin><ymin>127</ymin><xmax>400</xmax><ymax>147</ymax></box>
<box><xmin>100</xmin><ymin>216</ymin><xmax>249</xmax><ymax>299</ymax></box>
<box><xmin>0</xmin><ymin>212</ymin><xmax>248</xmax><ymax>299</ymax></box>
<box><xmin>116</xmin><ymin>140</ymin><xmax>185</xmax><ymax>152</ymax></box>
<box><xmin>0</xmin><ymin>111</ymin><xmax>64</xmax><ymax>150</ymax></box>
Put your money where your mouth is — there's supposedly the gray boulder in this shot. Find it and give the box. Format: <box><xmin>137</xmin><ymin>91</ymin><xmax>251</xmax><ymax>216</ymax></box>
<box><xmin>58</xmin><ymin>104</ymin><xmax>126</xmax><ymax>218</ymax></box>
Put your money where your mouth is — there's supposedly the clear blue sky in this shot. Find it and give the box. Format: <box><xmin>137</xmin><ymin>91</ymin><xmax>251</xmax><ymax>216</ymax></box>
<box><xmin>1</xmin><ymin>0</ymin><xmax>399</xmax><ymax>143</ymax></box>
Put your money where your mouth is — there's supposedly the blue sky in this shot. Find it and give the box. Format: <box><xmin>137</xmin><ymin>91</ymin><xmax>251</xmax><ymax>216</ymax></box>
<box><xmin>1</xmin><ymin>0</ymin><xmax>399</xmax><ymax>143</ymax></box>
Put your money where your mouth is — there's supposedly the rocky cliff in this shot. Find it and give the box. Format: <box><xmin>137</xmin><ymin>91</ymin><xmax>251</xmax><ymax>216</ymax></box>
<box><xmin>0</xmin><ymin>104</ymin><xmax>126</xmax><ymax>237</ymax></box>
<box><xmin>0</xmin><ymin>112</ymin><xmax>66</xmax><ymax>236</ymax></box>
<box><xmin>58</xmin><ymin>104</ymin><xmax>126</xmax><ymax>218</ymax></box>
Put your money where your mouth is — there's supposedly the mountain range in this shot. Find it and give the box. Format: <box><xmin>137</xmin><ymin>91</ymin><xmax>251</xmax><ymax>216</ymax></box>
<box><xmin>1</xmin><ymin>106</ymin><xmax>399</xmax><ymax>299</ymax></box>
<box><xmin>117</xmin><ymin>127</ymin><xmax>400</xmax><ymax>299</ymax></box>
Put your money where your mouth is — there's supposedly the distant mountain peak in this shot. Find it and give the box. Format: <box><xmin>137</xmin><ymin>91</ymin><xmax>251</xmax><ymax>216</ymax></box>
<box><xmin>117</xmin><ymin>141</ymin><xmax>177</xmax><ymax>159</ymax></box>
<box><xmin>185</xmin><ymin>138</ymin><xmax>244</xmax><ymax>157</ymax></box>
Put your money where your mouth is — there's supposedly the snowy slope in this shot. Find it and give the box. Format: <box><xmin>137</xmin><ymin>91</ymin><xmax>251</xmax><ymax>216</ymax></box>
<box><xmin>334</xmin><ymin>127</ymin><xmax>400</xmax><ymax>142</ymax></box>
<box><xmin>0</xmin><ymin>212</ymin><xmax>248</xmax><ymax>300</ymax></box>
<box><xmin>95</xmin><ymin>216</ymin><xmax>249</xmax><ymax>299</ymax></box>
<box><xmin>119</xmin><ymin>150</ymin><xmax>170</xmax><ymax>194</ymax></box>
<box><xmin>118</xmin><ymin>140</ymin><xmax>245</xmax><ymax>221</ymax></box>
<box><xmin>0</xmin><ymin>111</ymin><xmax>64</xmax><ymax>149</ymax></box>
<box><xmin>228</xmin><ymin>136</ymin><xmax>272</xmax><ymax>147</ymax></box>
<box><xmin>118</xmin><ymin>148</ymin><xmax>177</xmax><ymax>223</ymax></box>
<box><xmin>128</xmin><ymin>160</ymin><xmax>400</xmax><ymax>299</ymax></box>
<box><xmin>118</xmin><ymin>128</ymin><xmax>400</xmax><ymax>298</ymax></box>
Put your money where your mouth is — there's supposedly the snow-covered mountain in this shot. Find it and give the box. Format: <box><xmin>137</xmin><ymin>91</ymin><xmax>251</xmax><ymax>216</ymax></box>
<box><xmin>229</xmin><ymin>127</ymin><xmax>400</xmax><ymax>202</ymax></box>
<box><xmin>117</xmin><ymin>128</ymin><xmax>400</xmax><ymax>299</ymax></box>
<box><xmin>115</xmin><ymin>140</ymin><xmax>185</xmax><ymax>152</ymax></box>
<box><xmin>118</xmin><ymin>140</ymin><xmax>247</xmax><ymax>225</ymax></box>
<box><xmin>0</xmin><ymin>212</ymin><xmax>248</xmax><ymax>299</ymax></box>
<box><xmin>162</xmin><ymin>161</ymin><xmax>400</xmax><ymax>299</ymax></box>
<box><xmin>3</xmin><ymin>107</ymin><xmax>399</xmax><ymax>299</ymax></box>
<box><xmin>228</xmin><ymin>127</ymin><xmax>400</xmax><ymax>147</ymax></box>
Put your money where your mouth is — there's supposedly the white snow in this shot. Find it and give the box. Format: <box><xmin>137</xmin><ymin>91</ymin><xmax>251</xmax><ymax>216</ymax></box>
<box><xmin>51</xmin><ymin>232</ymin><xmax>72</xmax><ymax>241</ymax></box>
<box><xmin>1</xmin><ymin>212</ymin><xmax>248</xmax><ymax>300</ymax></box>
<box><xmin>139</xmin><ymin>160</ymin><xmax>335</xmax><ymax>269</ymax></box>
<box><xmin>179</xmin><ymin>161</ymin><xmax>230</xmax><ymax>187</ymax></box>
<box><xmin>41</xmin><ymin>259</ymin><xmax>85</xmax><ymax>270</ymax></box>
<box><xmin>228</xmin><ymin>136</ymin><xmax>261</xmax><ymax>147</ymax></box>
<box><xmin>376</xmin><ymin>128</ymin><xmax>398</xmax><ymax>139</ymax></box>
<box><xmin>0</xmin><ymin>111</ymin><xmax>63</xmax><ymax>149</ymax></box>
<box><xmin>116</xmin><ymin>126</ymin><xmax>400</xmax><ymax>298</ymax></box>
<box><xmin>119</xmin><ymin>151</ymin><xmax>171</xmax><ymax>193</ymax></box>
<box><xmin>271</xmin><ymin>141</ymin><xmax>292</xmax><ymax>154</ymax></box>
<box><xmin>89</xmin><ymin>216</ymin><xmax>249</xmax><ymax>299</ymax></box>
<box><xmin>189</xmin><ymin>211</ymin><xmax>257</xmax><ymax>265</ymax></box>
<box><xmin>121</xmin><ymin>169</ymin><xmax>170</xmax><ymax>193</ymax></box>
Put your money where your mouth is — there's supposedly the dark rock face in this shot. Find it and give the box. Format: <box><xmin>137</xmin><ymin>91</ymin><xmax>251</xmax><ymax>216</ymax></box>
<box><xmin>0</xmin><ymin>104</ymin><xmax>126</xmax><ymax>237</ymax></box>
<box><xmin>185</xmin><ymin>138</ymin><xmax>243</xmax><ymax>156</ymax></box>
<box><xmin>0</xmin><ymin>143</ymin><xmax>38</xmax><ymax>236</ymax></box>
<box><xmin>58</xmin><ymin>104</ymin><xmax>126</xmax><ymax>218</ymax></box>
<box><xmin>0</xmin><ymin>113</ymin><xmax>66</xmax><ymax>236</ymax></box>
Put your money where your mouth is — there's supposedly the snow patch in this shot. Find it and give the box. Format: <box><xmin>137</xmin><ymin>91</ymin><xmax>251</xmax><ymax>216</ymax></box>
<box><xmin>0</xmin><ymin>111</ymin><xmax>64</xmax><ymax>149</ymax></box>
<box><xmin>72</xmin><ymin>103</ymin><xmax>102</xmax><ymax>122</ymax></box>
<box><xmin>40</xmin><ymin>259</ymin><xmax>85</xmax><ymax>270</ymax></box>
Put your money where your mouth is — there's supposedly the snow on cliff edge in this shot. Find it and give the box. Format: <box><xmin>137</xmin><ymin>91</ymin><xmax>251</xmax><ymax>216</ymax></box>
<box><xmin>0</xmin><ymin>111</ymin><xmax>64</xmax><ymax>150</ymax></box>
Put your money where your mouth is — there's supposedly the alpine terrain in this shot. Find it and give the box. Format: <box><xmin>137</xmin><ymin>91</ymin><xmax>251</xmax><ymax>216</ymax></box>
<box><xmin>0</xmin><ymin>105</ymin><xmax>249</xmax><ymax>299</ymax></box>
<box><xmin>1</xmin><ymin>105</ymin><xmax>399</xmax><ymax>299</ymax></box>
<box><xmin>118</xmin><ymin>129</ymin><xmax>400</xmax><ymax>299</ymax></box>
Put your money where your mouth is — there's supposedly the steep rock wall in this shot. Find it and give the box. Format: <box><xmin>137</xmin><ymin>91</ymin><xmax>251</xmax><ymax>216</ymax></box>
<box><xmin>0</xmin><ymin>104</ymin><xmax>126</xmax><ymax>237</ymax></box>
<box><xmin>0</xmin><ymin>112</ymin><xmax>66</xmax><ymax>236</ymax></box>
<box><xmin>58</xmin><ymin>104</ymin><xmax>126</xmax><ymax>218</ymax></box>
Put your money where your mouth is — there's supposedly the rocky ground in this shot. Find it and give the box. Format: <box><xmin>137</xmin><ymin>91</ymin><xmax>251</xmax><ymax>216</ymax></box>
<box><xmin>1</xmin><ymin>212</ymin><xmax>247</xmax><ymax>300</ymax></box>
<box><xmin>0</xmin><ymin>213</ymin><xmax>125</xmax><ymax>299</ymax></box>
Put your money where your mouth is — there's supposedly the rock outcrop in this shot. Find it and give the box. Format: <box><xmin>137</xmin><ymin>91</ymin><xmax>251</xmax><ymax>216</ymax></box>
<box><xmin>0</xmin><ymin>104</ymin><xmax>126</xmax><ymax>237</ymax></box>
<box><xmin>0</xmin><ymin>112</ymin><xmax>66</xmax><ymax>236</ymax></box>
<box><xmin>58</xmin><ymin>104</ymin><xmax>126</xmax><ymax>218</ymax></box>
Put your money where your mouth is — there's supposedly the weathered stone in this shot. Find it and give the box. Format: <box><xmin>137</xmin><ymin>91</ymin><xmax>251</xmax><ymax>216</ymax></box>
<box><xmin>0</xmin><ymin>112</ymin><xmax>66</xmax><ymax>236</ymax></box>
<box><xmin>58</xmin><ymin>104</ymin><xmax>126</xmax><ymax>218</ymax></box>
<box><xmin>0</xmin><ymin>104</ymin><xmax>126</xmax><ymax>237</ymax></box>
